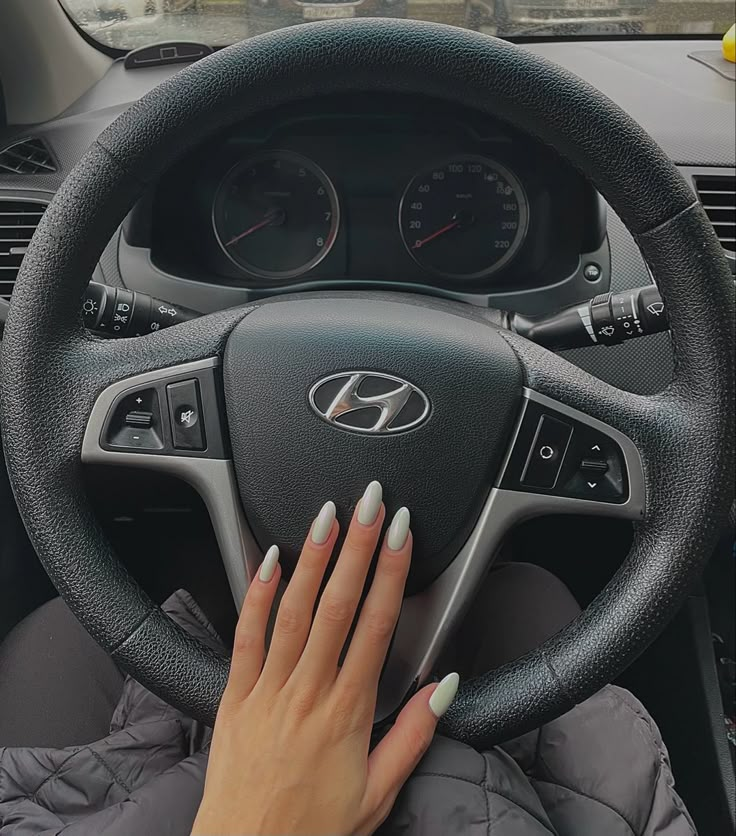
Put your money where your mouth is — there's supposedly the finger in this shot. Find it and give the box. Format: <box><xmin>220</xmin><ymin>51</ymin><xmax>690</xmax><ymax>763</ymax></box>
<box><xmin>260</xmin><ymin>501</ymin><xmax>338</xmax><ymax>689</ymax></box>
<box><xmin>296</xmin><ymin>481</ymin><xmax>385</xmax><ymax>682</ymax></box>
<box><xmin>338</xmin><ymin>511</ymin><xmax>412</xmax><ymax>695</ymax></box>
<box><xmin>364</xmin><ymin>673</ymin><xmax>460</xmax><ymax>812</ymax></box>
<box><xmin>223</xmin><ymin>545</ymin><xmax>282</xmax><ymax>704</ymax></box>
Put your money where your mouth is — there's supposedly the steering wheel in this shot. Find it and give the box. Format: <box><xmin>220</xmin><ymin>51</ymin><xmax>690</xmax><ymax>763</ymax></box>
<box><xmin>1</xmin><ymin>20</ymin><xmax>733</xmax><ymax>748</ymax></box>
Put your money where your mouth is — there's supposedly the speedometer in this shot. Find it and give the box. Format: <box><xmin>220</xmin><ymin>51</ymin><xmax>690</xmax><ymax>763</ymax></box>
<box><xmin>399</xmin><ymin>155</ymin><xmax>528</xmax><ymax>279</ymax></box>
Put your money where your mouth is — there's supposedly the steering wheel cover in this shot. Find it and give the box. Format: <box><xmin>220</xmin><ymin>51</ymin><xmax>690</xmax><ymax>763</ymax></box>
<box><xmin>1</xmin><ymin>20</ymin><xmax>733</xmax><ymax>742</ymax></box>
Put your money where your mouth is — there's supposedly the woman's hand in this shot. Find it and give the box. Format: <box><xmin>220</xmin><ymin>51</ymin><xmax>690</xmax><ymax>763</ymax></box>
<box><xmin>192</xmin><ymin>481</ymin><xmax>459</xmax><ymax>836</ymax></box>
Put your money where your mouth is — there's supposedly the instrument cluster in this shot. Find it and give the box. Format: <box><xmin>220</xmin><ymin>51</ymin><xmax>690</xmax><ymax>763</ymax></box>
<box><xmin>212</xmin><ymin>150</ymin><xmax>529</xmax><ymax>283</ymax></box>
<box><xmin>149</xmin><ymin>99</ymin><xmax>598</xmax><ymax>297</ymax></box>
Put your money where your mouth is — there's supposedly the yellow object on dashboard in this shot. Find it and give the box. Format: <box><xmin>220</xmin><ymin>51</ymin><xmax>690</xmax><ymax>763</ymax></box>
<box><xmin>724</xmin><ymin>25</ymin><xmax>735</xmax><ymax>63</ymax></box>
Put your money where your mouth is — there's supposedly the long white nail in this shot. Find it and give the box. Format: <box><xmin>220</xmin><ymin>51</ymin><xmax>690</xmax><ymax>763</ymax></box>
<box><xmin>259</xmin><ymin>545</ymin><xmax>280</xmax><ymax>583</ymax></box>
<box><xmin>386</xmin><ymin>507</ymin><xmax>410</xmax><ymax>551</ymax></box>
<box><xmin>311</xmin><ymin>500</ymin><xmax>336</xmax><ymax>545</ymax></box>
<box><xmin>429</xmin><ymin>672</ymin><xmax>460</xmax><ymax>718</ymax></box>
<box><xmin>357</xmin><ymin>481</ymin><xmax>383</xmax><ymax>526</ymax></box>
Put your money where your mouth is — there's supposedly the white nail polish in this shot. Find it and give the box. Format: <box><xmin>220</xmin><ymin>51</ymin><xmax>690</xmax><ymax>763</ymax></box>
<box><xmin>429</xmin><ymin>672</ymin><xmax>460</xmax><ymax>719</ymax></box>
<box><xmin>311</xmin><ymin>500</ymin><xmax>336</xmax><ymax>545</ymax></box>
<box><xmin>357</xmin><ymin>481</ymin><xmax>383</xmax><ymax>526</ymax></box>
<box><xmin>386</xmin><ymin>507</ymin><xmax>410</xmax><ymax>551</ymax></box>
<box><xmin>259</xmin><ymin>545</ymin><xmax>280</xmax><ymax>583</ymax></box>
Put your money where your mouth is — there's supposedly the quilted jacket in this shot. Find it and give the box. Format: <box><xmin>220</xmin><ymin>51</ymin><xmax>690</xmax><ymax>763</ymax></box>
<box><xmin>0</xmin><ymin>591</ymin><xmax>697</xmax><ymax>835</ymax></box>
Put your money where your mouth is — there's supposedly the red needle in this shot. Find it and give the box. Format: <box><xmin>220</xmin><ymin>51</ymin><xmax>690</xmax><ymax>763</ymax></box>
<box><xmin>226</xmin><ymin>213</ymin><xmax>277</xmax><ymax>247</ymax></box>
<box><xmin>411</xmin><ymin>219</ymin><xmax>460</xmax><ymax>250</ymax></box>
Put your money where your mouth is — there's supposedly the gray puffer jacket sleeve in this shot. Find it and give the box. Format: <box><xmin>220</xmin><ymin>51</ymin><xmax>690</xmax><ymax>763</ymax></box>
<box><xmin>0</xmin><ymin>591</ymin><xmax>697</xmax><ymax>836</ymax></box>
<box><xmin>381</xmin><ymin>687</ymin><xmax>697</xmax><ymax>836</ymax></box>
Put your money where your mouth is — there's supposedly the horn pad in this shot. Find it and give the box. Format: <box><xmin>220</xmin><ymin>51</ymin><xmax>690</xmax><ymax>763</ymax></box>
<box><xmin>224</xmin><ymin>295</ymin><xmax>522</xmax><ymax>593</ymax></box>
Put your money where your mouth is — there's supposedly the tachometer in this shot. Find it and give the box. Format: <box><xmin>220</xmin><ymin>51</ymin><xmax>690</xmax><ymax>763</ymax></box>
<box><xmin>213</xmin><ymin>151</ymin><xmax>339</xmax><ymax>280</ymax></box>
<box><xmin>399</xmin><ymin>155</ymin><xmax>528</xmax><ymax>279</ymax></box>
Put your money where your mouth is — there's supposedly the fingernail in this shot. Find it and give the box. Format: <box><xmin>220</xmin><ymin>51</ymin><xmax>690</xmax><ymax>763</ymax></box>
<box><xmin>311</xmin><ymin>500</ymin><xmax>336</xmax><ymax>545</ymax></box>
<box><xmin>259</xmin><ymin>545</ymin><xmax>280</xmax><ymax>583</ymax></box>
<box><xmin>357</xmin><ymin>480</ymin><xmax>383</xmax><ymax>526</ymax></box>
<box><xmin>386</xmin><ymin>507</ymin><xmax>410</xmax><ymax>551</ymax></box>
<box><xmin>429</xmin><ymin>672</ymin><xmax>460</xmax><ymax>718</ymax></box>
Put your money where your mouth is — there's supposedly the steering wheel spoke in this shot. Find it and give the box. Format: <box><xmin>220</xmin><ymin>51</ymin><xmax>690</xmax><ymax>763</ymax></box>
<box><xmin>377</xmin><ymin>381</ymin><xmax>646</xmax><ymax>723</ymax></box>
<box><xmin>495</xmin><ymin>387</ymin><xmax>645</xmax><ymax>519</ymax></box>
<box><xmin>78</xmin><ymin>311</ymin><xmax>258</xmax><ymax>606</ymax></box>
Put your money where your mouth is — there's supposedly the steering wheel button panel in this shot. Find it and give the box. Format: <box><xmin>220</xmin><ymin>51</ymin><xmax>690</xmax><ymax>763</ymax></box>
<box><xmin>520</xmin><ymin>414</ymin><xmax>573</xmax><ymax>489</ymax></box>
<box><xmin>500</xmin><ymin>393</ymin><xmax>632</xmax><ymax>504</ymax></box>
<box><xmin>98</xmin><ymin>365</ymin><xmax>227</xmax><ymax>460</ymax></box>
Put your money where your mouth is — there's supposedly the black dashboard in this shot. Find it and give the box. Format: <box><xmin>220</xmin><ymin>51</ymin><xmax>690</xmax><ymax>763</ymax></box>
<box><xmin>0</xmin><ymin>38</ymin><xmax>734</xmax><ymax>396</ymax></box>
<box><xmin>143</xmin><ymin>98</ymin><xmax>602</xmax><ymax>300</ymax></box>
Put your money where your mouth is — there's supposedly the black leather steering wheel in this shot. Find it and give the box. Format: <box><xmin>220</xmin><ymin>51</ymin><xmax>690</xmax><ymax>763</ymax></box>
<box><xmin>1</xmin><ymin>20</ymin><xmax>733</xmax><ymax>749</ymax></box>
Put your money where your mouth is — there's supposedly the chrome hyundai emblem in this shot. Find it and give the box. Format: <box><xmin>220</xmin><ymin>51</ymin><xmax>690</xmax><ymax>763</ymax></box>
<box><xmin>308</xmin><ymin>372</ymin><xmax>430</xmax><ymax>434</ymax></box>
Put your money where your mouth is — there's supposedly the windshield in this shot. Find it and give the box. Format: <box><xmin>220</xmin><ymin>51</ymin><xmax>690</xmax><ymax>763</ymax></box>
<box><xmin>60</xmin><ymin>0</ymin><xmax>732</xmax><ymax>50</ymax></box>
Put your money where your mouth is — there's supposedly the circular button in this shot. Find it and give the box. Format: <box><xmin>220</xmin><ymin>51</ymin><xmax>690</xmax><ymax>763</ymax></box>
<box><xmin>539</xmin><ymin>445</ymin><xmax>555</xmax><ymax>460</ymax></box>
<box><xmin>176</xmin><ymin>404</ymin><xmax>198</xmax><ymax>428</ymax></box>
<box><xmin>584</xmin><ymin>263</ymin><xmax>602</xmax><ymax>282</ymax></box>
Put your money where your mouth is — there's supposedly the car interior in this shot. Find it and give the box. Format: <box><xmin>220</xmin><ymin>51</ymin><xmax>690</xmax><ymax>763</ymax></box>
<box><xmin>0</xmin><ymin>0</ymin><xmax>734</xmax><ymax>832</ymax></box>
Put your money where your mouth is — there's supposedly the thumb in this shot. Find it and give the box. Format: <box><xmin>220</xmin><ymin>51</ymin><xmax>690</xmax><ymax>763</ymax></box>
<box><xmin>363</xmin><ymin>673</ymin><xmax>460</xmax><ymax>819</ymax></box>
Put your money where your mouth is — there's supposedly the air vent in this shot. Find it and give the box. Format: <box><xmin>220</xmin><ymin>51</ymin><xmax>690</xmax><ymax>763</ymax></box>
<box><xmin>694</xmin><ymin>174</ymin><xmax>736</xmax><ymax>256</ymax></box>
<box><xmin>0</xmin><ymin>200</ymin><xmax>47</xmax><ymax>301</ymax></box>
<box><xmin>0</xmin><ymin>138</ymin><xmax>57</xmax><ymax>175</ymax></box>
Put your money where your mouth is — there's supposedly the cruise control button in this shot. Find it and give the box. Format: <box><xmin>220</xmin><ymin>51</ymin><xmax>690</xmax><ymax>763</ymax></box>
<box><xmin>167</xmin><ymin>379</ymin><xmax>205</xmax><ymax>451</ymax></box>
<box><xmin>521</xmin><ymin>415</ymin><xmax>573</xmax><ymax>489</ymax></box>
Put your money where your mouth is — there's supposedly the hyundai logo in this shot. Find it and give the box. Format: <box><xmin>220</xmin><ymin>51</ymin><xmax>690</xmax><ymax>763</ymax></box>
<box><xmin>308</xmin><ymin>372</ymin><xmax>430</xmax><ymax>435</ymax></box>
